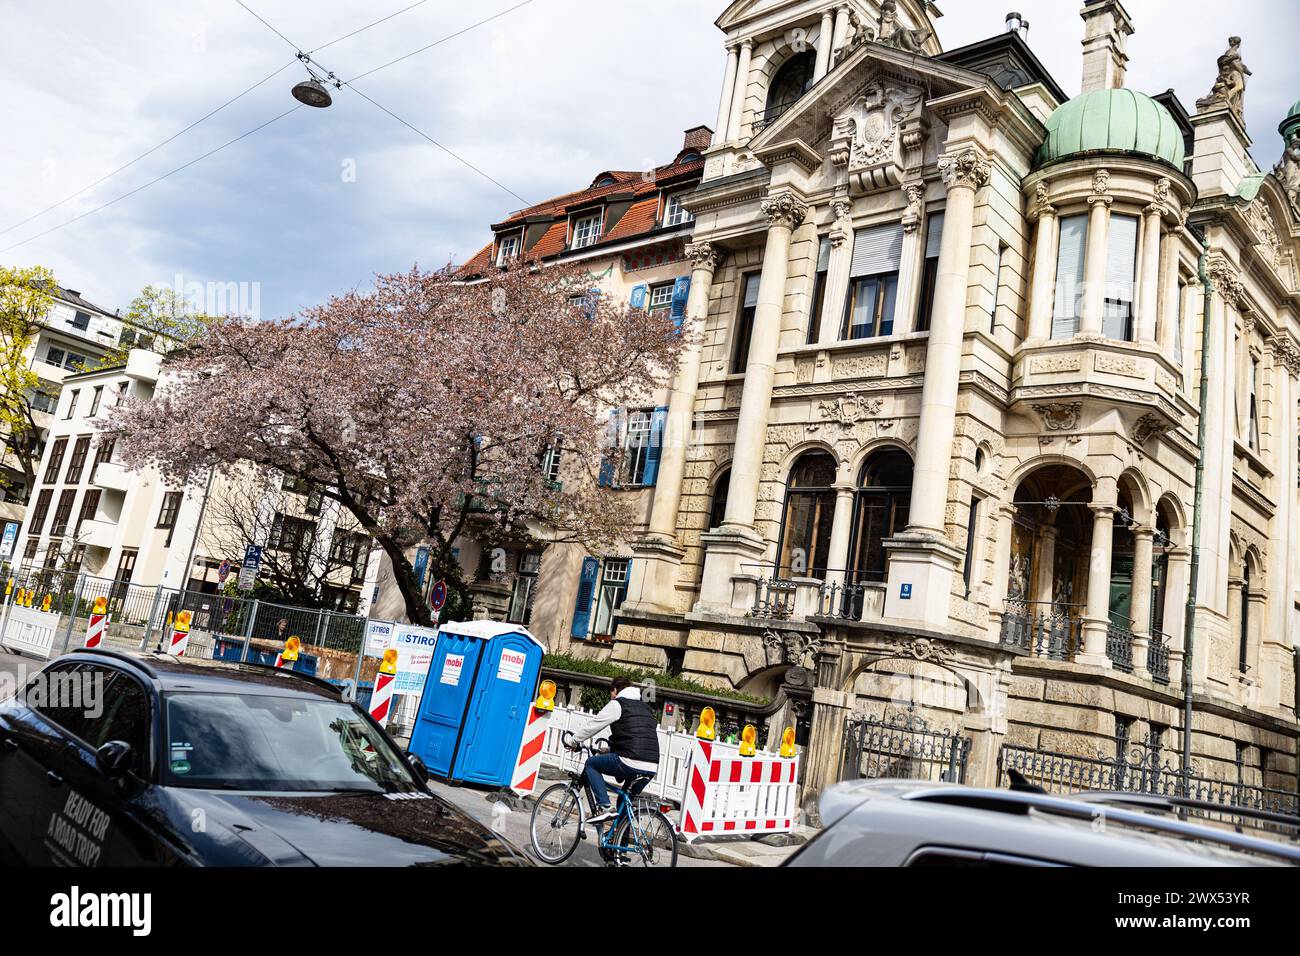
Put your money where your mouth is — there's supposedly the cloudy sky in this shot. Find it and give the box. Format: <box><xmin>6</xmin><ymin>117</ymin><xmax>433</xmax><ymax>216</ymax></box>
<box><xmin>1</xmin><ymin>0</ymin><xmax>1295</xmax><ymax>321</ymax></box>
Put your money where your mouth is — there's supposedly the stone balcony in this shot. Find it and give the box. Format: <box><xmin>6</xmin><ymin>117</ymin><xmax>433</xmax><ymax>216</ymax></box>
<box><xmin>91</xmin><ymin>460</ymin><xmax>132</xmax><ymax>493</ymax></box>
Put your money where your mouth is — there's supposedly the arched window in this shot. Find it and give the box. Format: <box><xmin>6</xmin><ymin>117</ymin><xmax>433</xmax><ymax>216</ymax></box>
<box><xmin>848</xmin><ymin>449</ymin><xmax>913</xmax><ymax>583</ymax></box>
<box><xmin>1239</xmin><ymin>554</ymin><xmax>1254</xmax><ymax>673</ymax></box>
<box><xmin>708</xmin><ymin>469</ymin><xmax>731</xmax><ymax>533</ymax></box>
<box><xmin>761</xmin><ymin>51</ymin><xmax>815</xmax><ymax>130</ymax></box>
<box><xmin>776</xmin><ymin>452</ymin><xmax>836</xmax><ymax>578</ymax></box>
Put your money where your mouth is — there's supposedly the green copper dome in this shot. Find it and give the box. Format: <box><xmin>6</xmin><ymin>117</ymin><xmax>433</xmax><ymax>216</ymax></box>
<box><xmin>1035</xmin><ymin>89</ymin><xmax>1185</xmax><ymax>171</ymax></box>
<box><xmin>1282</xmin><ymin>99</ymin><xmax>1300</xmax><ymax>137</ymax></box>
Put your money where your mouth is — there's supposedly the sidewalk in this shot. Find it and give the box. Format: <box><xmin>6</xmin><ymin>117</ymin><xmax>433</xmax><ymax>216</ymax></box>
<box><xmin>425</xmin><ymin>777</ymin><xmax>811</xmax><ymax>867</ymax></box>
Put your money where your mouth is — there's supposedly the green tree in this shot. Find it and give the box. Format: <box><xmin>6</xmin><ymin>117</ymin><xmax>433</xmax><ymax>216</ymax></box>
<box><xmin>99</xmin><ymin>285</ymin><xmax>214</xmax><ymax>366</ymax></box>
<box><xmin>0</xmin><ymin>265</ymin><xmax>58</xmax><ymax>500</ymax></box>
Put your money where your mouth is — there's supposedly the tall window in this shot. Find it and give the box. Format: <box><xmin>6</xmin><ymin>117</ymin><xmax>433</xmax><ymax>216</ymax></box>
<box><xmin>1103</xmin><ymin>214</ymin><xmax>1138</xmax><ymax>340</ymax></box>
<box><xmin>963</xmin><ymin>496</ymin><xmax>982</xmax><ymax>596</ymax></box>
<box><xmin>731</xmin><ymin>273</ymin><xmax>761</xmax><ymax>373</ymax></box>
<box><xmin>571</xmin><ymin>211</ymin><xmax>603</xmax><ymax>249</ymax></box>
<box><xmin>88</xmin><ymin>386</ymin><xmax>103</xmax><ymax>417</ymax></box>
<box><xmin>808</xmin><ymin>237</ymin><xmax>830</xmax><ymax>344</ymax></box>
<box><xmin>64</xmin><ymin>436</ymin><xmax>91</xmax><ymax>484</ymax></box>
<box><xmin>844</xmin><ymin>224</ymin><xmax>903</xmax><ymax>339</ymax></box>
<box><xmin>63</xmin><ymin>389</ymin><xmax>79</xmax><ymax>419</ymax></box>
<box><xmin>777</xmin><ymin>452</ymin><xmax>837</xmax><ymax>578</ymax></box>
<box><xmin>1173</xmin><ymin>279</ymin><xmax>1187</xmax><ymax>366</ymax></box>
<box><xmin>76</xmin><ymin>489</ymin><xmax>100</xmax><ymax>534</ymax></box>
<box><xmin>29</xmin><ymin>489</ymin><xmax>53</xmax><ymax>536</ymax></box>
<box><xmin>761</xmin><ymin>51</ymin><xmax>815</xmax><ymax>129</ymax></box>
<box><xmin>708</xmin><ymin>469</ymin><xmax>731</xmax><ymax>532</ymax></box>
<box><xmin>1238</xmin><ymin>557</ymin><xmax>1252</xmax><ymax>673</ymax></box>
<box><xmin>157</xmin><ymin>491</ymin><xmax>183</xmax><ymax>547</ymax></box>
<box><xmin>591</xmin><ymin>558</ymin><xmax>629</xmax><ymax>637</ymax></box>
<box><xmin>1052</xmin><ymin>214</ymin><xmax>1088</xmax><ymax>338</ymax></box>
<box><xmin>991</xmin><ymin>244</ymin><xmax>1007</xmax><ymax>334</ymax></box>
<box><xmin>1246</xmin><ymin>356</ymin><xmax>1260</xmax><ymax>451</ymax></box>
<box><xmin>50</xmin><ymin>490</ymin><xmax>76</xmax><ymax>536</ymax></box>
<box><xmin>849</xmin><ymin>449</ymin><xmax>913</xmax><ymax>584</ymax></box>
<box><xmin>509</xmin><ymin>552</ymin><xmax>541</xmax><ymax>624</ymax></box>
<box><xmin>43</xmin><ymin>438</ymin><xmax>68</xmax><ymax>484</ymax></box>
<box><xmin>622</xmin><ymin>410</ymin><xmax>653</xmax><ymax>486</ymax></box>
<box><xmin>916</xmin><ymin>212</ymin><xmax>945</xmax><ymax>332</ymax></box>
<box><xmin>92</xmin><ymin>436</ymin><xmax>115</xmax><ymax>479</ymax></box>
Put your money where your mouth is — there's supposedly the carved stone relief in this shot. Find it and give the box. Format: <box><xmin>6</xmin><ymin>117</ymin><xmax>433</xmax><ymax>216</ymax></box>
<box><xmin>1032</xmin><ymin>402</ymin><xmax>1083</xmax><ymax>431</ymax></box>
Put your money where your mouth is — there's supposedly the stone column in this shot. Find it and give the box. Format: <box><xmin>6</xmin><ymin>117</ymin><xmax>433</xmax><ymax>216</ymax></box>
<box><xmin>626</xmin><ymin>243</ymin><xmax>723</xmax><ymax>615</ymax></box>
<box><xmin>988</xmin><ymin>504</ymin><xmax>1017</xmax><ymax>630</ymax></box>
<box><xmin>1136</xmin><ymin>202</ymin><xmax>1164</xmax><ymax>344</ymax></box>
<box><xmin>1261</xmin><ymin>337</ymin><xmax>1299</xmax><ymax>709</ymax></box>
<box><xmin>726</xmin><ymin>40</ymin><xmax>753</xmax><ymax>143</ymax></box>
<box><xmin>1199</xmin><ymin>257</ymin><xmax>1240</xmax><ymax>617</ymax></box>
<box><xmin>1080</xmin><ymin>171</ymin><xmax>1112</xmax><ymax>338</ymax></box>
<box><xmin>713</xmin><ymin>45</ymin><xmax>740</xmax><ymax>146</ymax></box>
<box><xmin>817</xmin><ymin>197</ymin><xmax>854</xmax><ymax>344</ymax></box>
<box><xmin>814</xmin><ymin>10</ymin><xmax>834</xmax><ymax>81</ymax></box>
<box><xmin>695</xmin><ymin>193</ymin><xmax>807</xmax><ymax>611</ymax></box>
<box><xmin>893</xmin><ymin>182</ymin><xmax>928</xmax><ymax>337</ymax></box>
<box><xmin>1157</xmin><ymin>226</ymin><xmax>1182</xmax><ymax>359</ymax></box>
<box><xmin>1130</xmin><ymin>525</ymin><xmax>1154</xmax><ymax>674</ymax></box>
<box><xmin>883</xmin><ymin>148</ymin><xmax>989</xmax><ymax>626</ymax></box>
<box><xmin>1032</xmin><ymin>528</ymin><xmax>1058</xmax><ymax>605</ymax></box>
<box><xmin>1079</xmin><ymin>495</ymin><xmax>1116</xmax><ymax>668</ymax></box>
<box><xmin>823</xmin><ymin>482</ymin><xmax>857</xmax><ymax>588</ymax></box>
<box><xmin>1025</xmin><ymin>187</ymin><xmax>1058</xmax><ymax>342</ymax></box>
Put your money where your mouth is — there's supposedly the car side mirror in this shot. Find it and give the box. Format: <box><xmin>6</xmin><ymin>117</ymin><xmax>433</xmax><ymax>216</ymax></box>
<box><xmin>407</xmin><ymin>754</ymin><xmax>430</xmax><ymax>784</ymax></box>
<box><xmin>96</xmin><ymin>740</ymin><xmax>133</xmax><ymax>778</ymax></box>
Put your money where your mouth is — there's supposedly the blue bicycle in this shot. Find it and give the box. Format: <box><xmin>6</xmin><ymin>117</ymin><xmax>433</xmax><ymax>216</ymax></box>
<box><xmin>529</xmin><ymin>734</ymin><xmax>679</xmax><ymax>867</ymax></box>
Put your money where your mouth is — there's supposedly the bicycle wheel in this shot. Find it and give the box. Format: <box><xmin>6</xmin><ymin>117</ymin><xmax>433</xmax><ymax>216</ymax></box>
<box><xmin>611</xmin><ymin>807</ymin><xmax>679</xmax><ymax>868</ymax></box>
<box><xmin>530</xmin><ymin>783</ymin><xmax>584</xmax><ymax>864</ymax></box>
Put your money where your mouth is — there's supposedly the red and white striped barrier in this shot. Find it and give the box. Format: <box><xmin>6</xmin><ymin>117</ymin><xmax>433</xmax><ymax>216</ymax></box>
<box><xmin>678</xmin><ymin>738</ymin><xmax>799</xmax><ymax>841</ymax></box>
<box><xmin>83</xmin><ymin>597</ymin><xmax>109</xmax><ymax>649</ymax></box>
<box><xmin>168</xmin><ymin>610</ymin><xmax>193</xmax><ymax>657</ymax></box>
<box><xmin>369</xmin><ymin>671</ymin><xmax>397</xmax><ymax>725</ymax></box>
<box><xmin>510</xmin><ymin>705</ymin><xmax>551</xmax><ymax>796</ymax></box>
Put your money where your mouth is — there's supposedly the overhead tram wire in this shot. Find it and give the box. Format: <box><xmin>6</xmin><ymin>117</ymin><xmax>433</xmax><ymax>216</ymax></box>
<box><xmin>0</xmin><ymin>0</ymin><xmax>436</xmax><ymax>238</ymax></box>
<box><xmin>0</xmin><ymin>1</ymin><xmax>538</xmax><ymax>252</ymax></box>
<box><xmin>240</xmin><ymin>0</ymin><xmax>535</xmax><ymax>205</ymax></box>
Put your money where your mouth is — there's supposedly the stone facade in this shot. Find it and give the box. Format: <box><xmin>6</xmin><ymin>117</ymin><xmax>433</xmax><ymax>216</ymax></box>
<box><xmin>606</xmin><ymin>0</ymin><xmax>1300</xmax><ymax>801</ymax></box>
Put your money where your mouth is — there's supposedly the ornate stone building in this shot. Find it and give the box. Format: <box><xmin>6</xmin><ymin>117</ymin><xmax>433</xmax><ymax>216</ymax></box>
<box><xmin>605</xmin><ymin>0</ymin><xmax>1300</xmax><ymax>803</ymax></box>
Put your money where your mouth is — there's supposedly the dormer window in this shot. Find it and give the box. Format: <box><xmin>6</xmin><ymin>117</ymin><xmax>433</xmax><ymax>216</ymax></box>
<box><xmin>663</xmin><ymin>193</ymin><xmax>693</xmax><ymax>227</ymax></box>
<box><xmin>571</xmin><ymin>211</ymin><xmax>603</xmax><ymax>249</ymax></box>
<box><xmin>496</xmin><ymin>233</ymin><xmax>521</xmax><ymax>265</ymax></box>
<box><xmin>680</xmin><ymin>152</ymin><xmax>700</xmax><ymax>164</ymax></box>
<box><xmin>596</xmin><ymin>176</ymin><xmax>617</xmax><ymax>187</ymax></box>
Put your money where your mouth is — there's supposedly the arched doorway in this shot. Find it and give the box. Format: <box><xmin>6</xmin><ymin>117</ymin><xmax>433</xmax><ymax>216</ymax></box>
<box><xmin>776</xmin><ymin>451</ymin><xmax>837</xmax><ymax>578</ymax></box>
<box><xmin>1003</xmin><ymin>464</ymin><xmax>1094</xmax><ymax>659</ymax></box>
<box><xmin>760</xmin><ymin>51</ymin><xmax>815</xmax><ymax>130</ymax></box>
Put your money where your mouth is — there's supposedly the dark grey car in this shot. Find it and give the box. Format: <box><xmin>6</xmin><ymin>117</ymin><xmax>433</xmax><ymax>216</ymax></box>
<box><xmin>784</xmin><ymin>779</ymin><xmax>1300</xmax><ymax>867</ymax></box>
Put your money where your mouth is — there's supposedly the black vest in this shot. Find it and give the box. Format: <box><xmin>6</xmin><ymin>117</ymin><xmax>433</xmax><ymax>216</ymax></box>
<box><xmin>608</xmin><ymin>696</ymin><xmax>660</xmax><ymax>765</ymax></box>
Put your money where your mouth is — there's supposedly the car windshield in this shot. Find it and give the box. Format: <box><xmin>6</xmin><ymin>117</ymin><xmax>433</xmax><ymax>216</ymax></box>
<box><xmin>163</xmin><ymin>692</ymin><xmax>420</xmax><ymax>793</ymax></box>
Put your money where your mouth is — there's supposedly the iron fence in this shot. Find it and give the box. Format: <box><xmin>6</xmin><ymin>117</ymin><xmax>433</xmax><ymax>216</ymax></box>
<box><xmin>998</xmin><ymin>743</ymin><xmax>1300</xmax><ymax>817</ymax></box>
<box><xmin>842</xmin><ymin>711</ymin><xmax>971</xmax><ymax>784</ymax></box>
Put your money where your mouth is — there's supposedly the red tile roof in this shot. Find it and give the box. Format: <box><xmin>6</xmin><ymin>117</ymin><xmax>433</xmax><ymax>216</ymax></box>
<box><xmin>459</xmin><ymin>129</ymin><xmax>708</xmax><ymax>277</ymax></box>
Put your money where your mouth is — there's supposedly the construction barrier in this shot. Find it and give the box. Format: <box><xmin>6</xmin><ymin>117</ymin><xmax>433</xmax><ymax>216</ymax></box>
<box><xmin>167</xmin><ymin>610</ymin><xmax>193</xmax><ymax>656</ymax></box>
<box><xmin>83</xmin><ymin>597</ymin><xmax>109</xmax><ymax>649</ymax></box>
<box><xmin>369</xmin><ymin>649</ymin><xmax>400</xmax><ymax>724</ymax></box>
<box><xmin>677</xmin><ymin>738</ymin><xmax>799</xmax><ymax>842</ymax></box>
<box><xmin>509</xmin><ymin>705</ymin><xmax>551</xmax><ymax>796</ymax></box>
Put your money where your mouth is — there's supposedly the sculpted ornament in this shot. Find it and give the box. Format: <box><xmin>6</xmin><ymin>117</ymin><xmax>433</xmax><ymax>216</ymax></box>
<box><xmin>761</xmin><ymin>192</ymin><xmax>809</xmax><ymax>229</ymax></box>
<box><xmin>1196</xmin><ymin>36</ymin><xmax>1251</xmax><ymax>122</ymax></box>
<box><xmin>938</xmin><ymin>148</ymin><xmax>991</xmax><ymax>191</ymax></box>
<box><xmin>763</xmin><ymin>629</ymin><xmax>823</xmax><ymax>669</ymax></box>
<box><xmin>882</xmin><ymin>637</ymin><xmax>955</xmax><ymax>667</ymax></box>
<box><xmin>1132</xmin><ymin>414</ymin><xmax>1171</xmax><ymax>446</ymax></box>
<box><xmin>1207</xmin><ymin>255</ymin><xmax>1245</xmax><ymax>305</ymax></box>
<box><xmin>901</xmin><ymin>182</ymin><xmax>925</xmax><ymax>233</ymax></box>
<box><xmin>833</xmin><ymin>83</ymin><xmax>925</xmax><ymax>169</ymax></box>
<box><xmin>1032</xmin><ymin>402</ymin><xmax>1083</xmax><ymax>432</ymax></box>
<box><xmin>685</xmin><ymin>241</ymin><xmax>722</xmax><ymax>272</ymax></box>
<box><xmin>877</xmin><ymin>0</ymin><xmax>932</xmax><ymax>54</ymax></box>
<box><xmin>819</xmin><ymin>392</ymin><xmax>884</xmax><ymax>427</ymax></box>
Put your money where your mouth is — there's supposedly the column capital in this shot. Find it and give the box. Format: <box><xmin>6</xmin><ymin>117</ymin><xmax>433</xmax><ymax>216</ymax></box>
<box><xmin>937</xmin><ymin>147</ymin><xmax>991</xmax><ymax>192</ymax></box>
<box><xmin>1028</xmin><ymin>181</ymin><xmax>1057</xmax><ymax>222</ymax></box>
<box><xmin>738</xmin><ymin>37</ymin><xmax>754</xmax><ymax>51</ymax></box>
<box><xmin>1207</xmin><ymin>253</ymin><xmax>1244</xmax><ymax>305</ymax></box>
<box><xmin>1268</xmin><ymin>334</ymin><xmax>1300</xmax><ymax>376</ymax></box>
<box><xmin>685</xmin><ymin>241</ymin><xmax>723</xmax><ymax>274</ymax></box>
<box><xmin>1089</xmin><ymin>502</ymin><xmax>1117</xmax><ymax>518</ymax></box>
<box><xmin>1131</xmin><ymin>525</ymin><xmax>1156</xmax><ymax>540</ymax></box>
<box><xmin>761</xmin><ymin>191</ymin><xmax>809</xmax><ymax>230</ymax></box>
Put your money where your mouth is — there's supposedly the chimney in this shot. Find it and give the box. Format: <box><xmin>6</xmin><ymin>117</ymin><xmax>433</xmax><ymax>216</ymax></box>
<box><xmin>1005</xmin><ymin>12</ymin><xmax>1029</xmax><ymax>41</ymax></box>
<box><xmin>683</xmin><ymin>126</ymin><xmax>713</xmax><ymax>152</ymax></box>
<box><xmin>1079</xmin><ymin>0</ymin><xmax>1134</xmax><ymax>93</ymax></box>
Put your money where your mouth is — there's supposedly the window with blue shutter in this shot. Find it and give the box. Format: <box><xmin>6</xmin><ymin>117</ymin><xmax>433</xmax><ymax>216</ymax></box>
<box><xmin>629</xmin><ymin>284</ymin><xmax>648</xmax><ymax>311</ymax></box>
<box><xmin>584</xmin><ymin>287</ymin><xmax>600</xmax><ymax>321</ymax></box>
<box><xmin>642</xmin><ymin>406</ymin><xmax>668</xmax><ymax>486</ymax></box>
<box><xmin>597</xmin><ymin>408</ymin><xmax>622</xmax><ymax>487</ymax></box>
<box><xmin>571</xmin><ymin>556</ymin><xmax>600</xmax><ymax>638</ymax></box>
<box><xmin>669</xmin><ymin>276</ymin><xmax>691</xmax><ymax>329</ymax></box>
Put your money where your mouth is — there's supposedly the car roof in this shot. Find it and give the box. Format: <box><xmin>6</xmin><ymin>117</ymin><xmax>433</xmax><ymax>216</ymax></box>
<box><xmin>53</xmin><ymin>649</ymin><xmax>346</xmax><ymax>701</ymax></box>
<box><xmin>817</xmin><ymin>779</ymin><xmax>1300</xmax><ymax>866</ymax></box>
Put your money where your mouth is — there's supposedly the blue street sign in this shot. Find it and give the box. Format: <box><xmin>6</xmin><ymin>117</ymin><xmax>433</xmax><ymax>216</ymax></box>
<box><xmin>242</xmin><ymin>545</ymin><xmax>263</xmax><ymax>569</ymax></box>
<box><xmin>413</xmin><ymin>546</ymin><xmax>430</xmax><ymax>586</ymax></box>
<box><xmin>0</xmin><ymin>522</ymin><xmax>16</xmax><ymax>559</ymax></box>
<box><xmin>429</xmin><ymin>579</ymin><xmax>448</xmax><ymax>613</ymax></box>
<box><xmin>900</xmin><ymin>583</ymin><xmax>913</xmax><ymax>600</ymax></box>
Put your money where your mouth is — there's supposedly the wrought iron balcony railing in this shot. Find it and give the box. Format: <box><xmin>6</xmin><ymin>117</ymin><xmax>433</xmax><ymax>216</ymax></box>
<box><xmin>1147</xmin><ymin>629</ymin><xmax>1172</xmax><ymax>685</ymax></box>
<box><xmin>999</xmin><ymin>600</ymin><xmax>1084</xmax><ymax>661</ymax></box>
<box><xmin>1106</xmin><ymin>614</ymin><xmax>1135</xmax><ymax>673</ymax></box>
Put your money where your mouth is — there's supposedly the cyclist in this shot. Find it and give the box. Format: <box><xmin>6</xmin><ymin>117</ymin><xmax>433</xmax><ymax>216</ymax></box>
<box><xmin>565</xmin><ymin>677</ymin><xmax>659</xmax><ymax>824</ymax></box>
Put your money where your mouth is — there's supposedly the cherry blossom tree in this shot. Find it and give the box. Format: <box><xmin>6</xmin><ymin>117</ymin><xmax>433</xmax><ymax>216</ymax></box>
<box><xmin>107</xmin><ymin>263</ymin><xmax>684</xmax><ymax>626</ymax></box>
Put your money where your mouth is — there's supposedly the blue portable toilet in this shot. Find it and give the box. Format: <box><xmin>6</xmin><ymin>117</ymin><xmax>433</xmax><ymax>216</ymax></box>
<box><xmin>408</xmin><ymin>621</ymin><xmax>544</xmax><ymax>787</ymax></box>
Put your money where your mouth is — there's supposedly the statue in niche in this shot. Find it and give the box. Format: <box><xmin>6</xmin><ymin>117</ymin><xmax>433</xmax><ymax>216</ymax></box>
<box><xmin>878</xmin><ymin>0</ymin><xmax>932</xmax><ymax>55</ymax></box>
<box><xmin>1196</xmin><ymin>36</ymin><xmax>1251</xmax><ymax>122</ymax></box>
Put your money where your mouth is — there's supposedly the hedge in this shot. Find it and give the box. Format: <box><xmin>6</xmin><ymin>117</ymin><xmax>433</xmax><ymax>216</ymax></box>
<box><xmin>542</xmin><ymin>653</ymin><xmax>769</xmax><ymax>706</ymax></box>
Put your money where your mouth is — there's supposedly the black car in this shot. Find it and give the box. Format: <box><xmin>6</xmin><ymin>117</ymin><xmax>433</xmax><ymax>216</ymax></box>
<box><xmin>0</xmin><ymin>648</ymin><xmax>530</xmax><ymax>866</ymax></box>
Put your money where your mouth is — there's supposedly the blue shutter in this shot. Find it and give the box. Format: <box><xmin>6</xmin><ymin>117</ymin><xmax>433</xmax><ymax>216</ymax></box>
<box><xmin>571</xmin><ymin>557</ymin><xmax>600</xmax><ymax>638</ymax></box>
<box><xmin>597</xmin><ymin>409</ymin><xmax>621</xmax><ymax>487</ymax></box>
<box><xmin>670</xmin><ymin>276</ymin><xmax>691</xmax><ymax>329</ymax></box>
<box><xmin>642</xmin><ymin>406</ymin><xmax>668</xmax><ymax>487</ymax></box>
<box><xmin>629</xmin><ymin>284</ymin><xmax>648</xmax><ymax>311</ymax></box>
<box><xmin>584</xmin><ymin>287</ymin><xmax>600</xmax><ymax>321</ymax></box>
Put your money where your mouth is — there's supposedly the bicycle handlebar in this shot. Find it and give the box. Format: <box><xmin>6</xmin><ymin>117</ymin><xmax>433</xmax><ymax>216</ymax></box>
<box><xmin>561</xmin><ymin>731</ymin><xmax>609</xmax><ymax>754</ymax></box>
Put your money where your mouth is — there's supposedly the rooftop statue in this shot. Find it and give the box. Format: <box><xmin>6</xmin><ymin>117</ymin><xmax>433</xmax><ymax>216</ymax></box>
<box><xmin>1196</xmin><ymin>36</ymin><xmax>1251</xmax><ymax>122</ymax></box>
<box><xmin>878</xmin><ymin>0</ymin><xmax>932</xmax><ymax>55</ymax></box>
<box><xmin>1275</xmin><ymin>132</ymin><xmax>1300</xmax><ymax>218</ymax></box>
